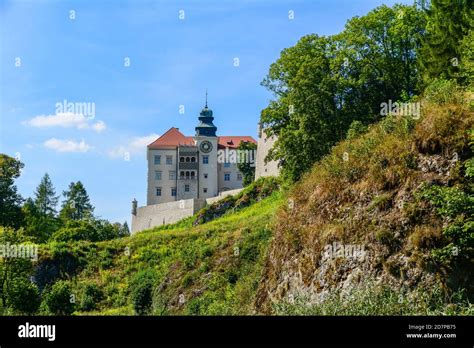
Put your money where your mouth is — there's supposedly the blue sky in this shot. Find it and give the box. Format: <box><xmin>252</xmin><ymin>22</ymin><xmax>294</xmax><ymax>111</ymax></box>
<box><xmin>0</xmin><ymin>0</ymin><xmax>410</xmax><ymax>225</ymax></box>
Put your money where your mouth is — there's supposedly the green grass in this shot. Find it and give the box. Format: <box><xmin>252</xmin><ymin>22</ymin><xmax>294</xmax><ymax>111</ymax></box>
<box><xmin>66</xmin><ymin>190</ymin><xmax>283</xmax><ymax>315</ymax></box>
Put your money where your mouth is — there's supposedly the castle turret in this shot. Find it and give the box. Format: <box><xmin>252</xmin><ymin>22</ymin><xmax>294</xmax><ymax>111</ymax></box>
<box><xmin>132</xmin><ymin>198</ymin><xmax>137</xmax><ymax>215</ymax></box>
<box><xmin>195</xmin><ymin>90</ymin><xmax>217</xmax><ymax>137</ymax></box>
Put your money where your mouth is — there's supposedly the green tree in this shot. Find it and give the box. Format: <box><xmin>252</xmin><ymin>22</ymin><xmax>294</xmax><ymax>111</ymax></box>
<box><xmin>7</xmin><ymin>279</ymin><xmax>41</xmax><ymax>314</ymax></box>
<box><xmin>0</xmin><ymin>227</ymin><xmax>34</xmax><ymax>308</ymax></box>
<box><xmin>130</xmin><ymin>269</ymin><xmax>156</xmax><ymax>315</ymax></box>
<box><xmin>22</xmin><ymin>198</ymin><xmax>60</xmax><ymax>243</ymax></box>
<box><xmin>60</xmin><ymin>181</ymin><xmax>94</xmax><ymax>221</ymax></box>
<box><xmin>0</xmin><ymin>154</ymin><xmax>24</xmax><ymax>228</ymax></box>
<box><xmin>119</xmin><ymin>221</ymin><xmax>130</xmax><ymax>238</ymax></box>
<box><xmin>237</xmin><ymin>141</ymin><xmax>258</xmax><ymax>186</ymax></box>
<box><xmin>44</xmin><ymin>280</ymin><xmax>75</xmax><ymax>315</ymax></box>
<box><xmin>260</xmin><ymin>4</ymin><xmax>425</xmax><ymax>182</ymax></box>
<box><xmin>23</xmin><ymin>174</ymin><xmax>61</xmax><ymax>242</ymax></box>
<box><xmin>34</xmin><ymin>173</ymin><xmax>59</xmax><ymax>216</ymax></box>
<box><xmin>418</xmin><ymin>0</ymin><xmax>473</xmax><ymax>84</ymax></box>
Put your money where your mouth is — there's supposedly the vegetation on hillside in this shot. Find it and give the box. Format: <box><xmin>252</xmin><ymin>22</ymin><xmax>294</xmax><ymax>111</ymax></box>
<box><xmin>1</xmin><ymin>1</ymin><xmax>472</xmax><ymax>316</ymax></box>
<box><xmin>256</xmin><ymin>88</ymin><xmax>473</xmax><ymax>314</ymax></box>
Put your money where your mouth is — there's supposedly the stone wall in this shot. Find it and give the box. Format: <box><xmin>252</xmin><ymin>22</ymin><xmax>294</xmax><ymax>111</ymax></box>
<box><xmin>131</xmin><ymin>198</ymin><xmax>206</xmax><ymax>234</ymax></box>
<box><xmin>255</xmin><ymin>126</ymin><xmax>280</xmax><ymax>179</ymax></box>
<box><xmin>205</xmin><ymin>188</ymin><xmax>243</xmax><ymax>205</ymax></box>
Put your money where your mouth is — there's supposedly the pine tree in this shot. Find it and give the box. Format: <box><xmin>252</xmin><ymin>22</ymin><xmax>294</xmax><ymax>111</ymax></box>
<box><xmin>419</xmin><ymin>0</ymin><xmax>473</xmax><ymax>83</ymax></box>
<box><xmin>120</xmin><ymin>221</ymin><xmax>130</xmax><ymax>237</ymax></box>
<box><xmin>60</xmin><ymin>181</ymin><xmax>94</xmax><ymax>221</ymax></box>
<box><xmin>34</xmin><ymin>173</ymin><xmax>58</xmax><ymax>216</ymax></box>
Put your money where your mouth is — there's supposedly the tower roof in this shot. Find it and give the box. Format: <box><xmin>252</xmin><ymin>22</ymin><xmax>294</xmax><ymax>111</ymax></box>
<box><xmin>195</xmin><ymin>93</ymin><xmax>217</xmax><ymax>137</ymax></box>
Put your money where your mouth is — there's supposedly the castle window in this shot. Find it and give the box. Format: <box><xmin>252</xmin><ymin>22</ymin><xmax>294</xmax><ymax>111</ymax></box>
<box><xmin>203</xmin><ymin>156</ymin><xmax>209</xmax><ymax>164</ymax></box>
<box><xmin>190</xmin><ymin>171</ymin><xmax>195</xmax><ymax>178</ymax></box>
<box><xmin>171</xmin><ymin>188</ymin><xmax>177</xmax><ymax>196</ymax></box>
<box><xmin>203</xmin><ymin>173</ymin><xmax>208</xmax><ymax>179</ymax></box>
<box><xmin>169</xmin><ymin>171</ymin><xmax>176</xmax><ymax>180</ymax></box>
<box><xmin>186</xmin><ymin>171</ymin><xmax>190</xmax><ymax>178</ymax></box>
<box><xmin>191</xmin><ymin>157</ymin><xmax>196</xmax><ymax>162</ymax></box>
<box><xmin>154</xmin><ymin>155</ymin><xmax>161</xmax><ymax>165</ymax></box>
<box><xmin>166</xmin><ymin>155</ymin><xmax>173</xmax><ymax>165</ymax></box>
<box><xmin>224</xmin><ymin>162</ymin><xmax>231</xmax><ymax>168</ymax></box>
<box><xmin>155</xmin><ymin>171</ymin><xmax>162</xmax><ymax>180</ymax></box>
<box><xmin>180</xmin><ymin>157</ymin><xmax>185</xmax><ymax>162</ymax></box>
<box><xmin>156</xmin><ymin>187</ymin><xmax>162</xmax><ymax>196</ymax></box>
<box><xmin>186</xmin><ymin>157</ymin><xmax>190</xmax><ymax>162</ymax></box>
<box><xmin>185</xmin><ymin>184</ymin><xmax>190</xmax><ymax>192</ymax></box>
<box><xmin>224</xmin><ymin>173</ymin><xmax>230</xmax><ymax>181</ymax></box>
<box><xmin>237</xmin><ymin>173</ymin><xmax>243</xmax><ymax>181</ymax></box>
<box><xmin>203</xmin><ymin>188</ymin><xmax>208</xmax><ymax>193</ymax></box>
<box><xmin>180</xmin><ymin>171</ymin><xmax>185</xmax><ymax>178</ymax></box>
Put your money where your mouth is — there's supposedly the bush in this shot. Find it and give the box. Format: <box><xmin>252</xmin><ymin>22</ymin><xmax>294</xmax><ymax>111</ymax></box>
<box><xmin>44</xmin><ymin>280</ymin><xmax>75</xmax><ymax>315</ymax></box>
<box><xmin>8</xmin><ymin>279</ymin><xmax>41</xmax><ymax>314</ymax></box>
<box><xmin>79</xmin><ymin>282</ymin><xmax>103</xmax><ymax>311</ymax></box>
<box><xmin>424</xmin><ymin>79</ymin><xmax>465</xmax><ymax>105</ymax></box>
<box><xmin>130</xmin><ymin>269</ymin><xmax>156</xmax><ymax>315</ymax></box>
<box><xmin>346</xmin><ymin>121</ymin><xmax>368</xmax><ymax>140</ymax></box>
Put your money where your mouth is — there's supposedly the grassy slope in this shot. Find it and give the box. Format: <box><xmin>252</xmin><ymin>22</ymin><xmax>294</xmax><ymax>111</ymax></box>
<box><xmin>39</xmin><ymin>97</ymin><xmax>472</xmax><ymax>316</ymax></box>
<box><xmin>256</xmin><ymin>98</ymin><xmax>474</xmax><ymax>314</ymax></box>
<box><xmin>68</xmin><ymin>191</ymin><xmax>283</xmax><ymax>315</ymax></box>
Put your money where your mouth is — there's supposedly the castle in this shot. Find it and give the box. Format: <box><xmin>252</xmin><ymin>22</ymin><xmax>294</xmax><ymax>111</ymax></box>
<box><xmin>131</xmin><ymin>96</ymin><xmax>280</xmax><ymax>233</ymax></box>
<box><xmin>146</xmin><ymin>100</ymin><xmax>256</xmax><ymax>205</ymax></box>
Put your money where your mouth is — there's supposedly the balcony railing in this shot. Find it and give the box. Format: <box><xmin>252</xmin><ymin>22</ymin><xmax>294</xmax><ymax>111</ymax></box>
<box><xmin>178</xmin><ymin>162</ymin><xmax>199</xmax><ymax>170</ymax></box>
<box><xmin>179</xmin><ymin>176</ymin><xmax>197</xmax><ymax>180</ymax></box>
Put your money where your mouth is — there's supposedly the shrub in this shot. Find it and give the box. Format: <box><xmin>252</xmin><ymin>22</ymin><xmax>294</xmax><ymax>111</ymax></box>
<box><xmin>408</xmin><ymin>226</ymin><xmax>443</xmax><ymax>250</ymax></box>
<box><xmin>424</xmin><ymin>79</ymin><xmax>465</xmax><ymax>105</ymax></box>
<box><xmin>130</xmin><ymin>269</ymin><xmax>156</xmax><ymax>315</ymax></box>
<box><xmin>44</xmin><ymin>280</ymin><xmax>75</xmax><ymax>315</ymax></box>
<box><xmin>346</xmin><ymin>120</ymin><xmax>368</xmax><ymax>140</ymax></box>
<box><xmin>8</xmin><ymin>279</ymin><xmax>41</xmax><ymax>314</ymax></box>
<box><xmin>79</xmin><ymin>282</ymin><xmax>103</xmax><ymax>311</ymax></box>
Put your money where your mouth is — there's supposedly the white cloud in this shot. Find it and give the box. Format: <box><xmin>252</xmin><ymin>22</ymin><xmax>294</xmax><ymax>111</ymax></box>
<box><xmin>44</xmin><ymin>138</ymin><xmax>92</xmax><ymax>153</ymax></box>
<box><xmin>108</xmin><ymin>134</ymin><xmax>159</xmax><ymax>159</ymax></box>
<box><xmin>23</xmin><ymin>112</ymin><xmax>106</xmax><ymax>133</ymax></box>
<box><xmin>91</xmin><ymin>120</ymin><xmax>106</xmax><ymax>133</ymax></box>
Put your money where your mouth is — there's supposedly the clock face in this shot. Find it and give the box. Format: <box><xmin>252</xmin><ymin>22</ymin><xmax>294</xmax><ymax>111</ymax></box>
<box><xmin>200</xmin><ymin>140</ymin><xmax>213</xmax><ymax>153</ymax></box>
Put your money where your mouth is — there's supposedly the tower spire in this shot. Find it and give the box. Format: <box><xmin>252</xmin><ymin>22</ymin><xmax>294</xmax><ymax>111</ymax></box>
<box><xmin>205</xmin><ymin>88</ymin><xmax>208</xmax><ymax>108</ymax></box>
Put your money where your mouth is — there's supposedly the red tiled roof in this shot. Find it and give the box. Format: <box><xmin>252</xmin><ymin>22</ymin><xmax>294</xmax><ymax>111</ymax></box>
<box><xmin>148</xmin><ymin>129</ymin><xmax>256</xmax><ymax>150</ymax></box>
<box><xmin>217</xmin><ymin>136</ymin><xmax>256</xmax><ymax>149</ymax></box>
<box><xmin>147</xmin><ymin>128</ymin><xmax>195</xmax><ymax>149</ymax></box>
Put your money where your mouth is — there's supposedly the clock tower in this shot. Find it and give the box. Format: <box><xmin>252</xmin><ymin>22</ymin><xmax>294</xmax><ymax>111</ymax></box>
<box><xmin>195</xmin><ymin>92</ymin><xmax>219</xmax><ymax>199</ymax></box>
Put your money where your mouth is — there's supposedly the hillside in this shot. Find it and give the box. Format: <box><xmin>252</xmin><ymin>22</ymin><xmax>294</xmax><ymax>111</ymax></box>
<box><xmin>32</xmin><ymin>93</ymin><xmax>473</xmax><ymax>316</ymax></box>
<box><xmin>256</xmin><ymin>93</ymin><xmax>474</xmax><ymax>315</ymax></box>
<box><xmin>35</xmin><ymin>181</ymin><xmax>283</xmax><ymax>315</ymax></box>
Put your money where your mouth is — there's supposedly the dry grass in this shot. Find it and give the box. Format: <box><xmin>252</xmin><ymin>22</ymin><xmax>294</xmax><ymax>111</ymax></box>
<box><xmin>256</xmin><ymin>95</ymin><xmax>474</xmax><ymax>313</ymax></box>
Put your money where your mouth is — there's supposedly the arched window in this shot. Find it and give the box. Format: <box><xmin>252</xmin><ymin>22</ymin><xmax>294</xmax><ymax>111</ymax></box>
<box><xmin>190</xmin><ymin>171</ymin><xmax>195</xmax><ymax>178</ymax></box>
<box><xmin>180</xmin><ymin>171</ymin><xmax>185</xmax><ymax>177</ymax></box>
<box><xmin>186</xmin><ymin>157</ymin><xmax>190</xmax><ymax>162</ymax></box>
<box><xmin>191</xmin><ymin>157</ymin><xmax>196</xmax><ymax>162</ymax></box>
<box><xmin>180</xmin><ymin>157</ymin><xmax>185</xmax><ymax>163</ymax></box>
<box><xmin>186</xmin><ymin>171</ymin><xmax>190</xmax><ymax>178</ymax></box>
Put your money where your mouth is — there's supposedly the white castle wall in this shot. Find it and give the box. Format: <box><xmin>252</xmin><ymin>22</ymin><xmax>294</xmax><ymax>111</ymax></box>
<box><xmin>255</xmin><ymin>126</ymin><xmax>280</xmax><ymax>179</ymax></box>
<box><xmin>131</xmin><ymin>198</ymin><xmax>206</xmax><ymax>234</ymax></box>
<box><xmin>205</xmin><ymin>188</ymin><xmax>243</xmax><ymax>205</ymax></box>
<box><xmin>131</xmin><ymin>188</ymin><xmax>245</xmax><ymax>234</ymax></box>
